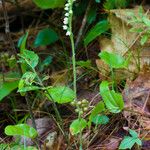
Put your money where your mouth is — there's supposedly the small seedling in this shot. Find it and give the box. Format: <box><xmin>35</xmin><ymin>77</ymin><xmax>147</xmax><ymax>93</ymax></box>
<box><xmin>119</xmin><ymin>129</ymin><xmax>142</xmax><ymax>149</ymax></box>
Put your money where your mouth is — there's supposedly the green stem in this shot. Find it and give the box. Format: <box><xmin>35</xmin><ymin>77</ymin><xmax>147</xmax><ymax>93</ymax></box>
<box><xmin>21</xmin><ymin>56</ymin><xmax>65</xmax><ymax>137</ymax></box>
<box><xmin>70</xmin><ymin>35</ymin><xmax>77</xmax><ymax>98</ymax></box>
<box><xmin>69</xmin><ymin>1</ymin><xmax>77</xmax><ymax>99</ymax></box>
<box><xmin>69</xmin><ymin>1</ymin><xmax>83</xmax><ymax>149</ymax></box>
<box><xmin>33</xmin><ymin>69</ymin><xmax>64</xmax><ymax>132</ymax></box>
<box><xmin>110</xmin><ymin>67</ymin><xmax>115</xmax><ymax>91</ymax></box>
<box><xmin>79</xmin><ymin>114</ymin><xmax>83</xmax><ymax>150</ymax></box>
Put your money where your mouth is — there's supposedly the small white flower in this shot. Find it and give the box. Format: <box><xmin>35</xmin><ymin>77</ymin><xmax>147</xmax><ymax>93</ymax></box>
<box><xmin>65</xmin><ymin>3</ymin><xmax>70</xmax><ymax>7</ymax></box>
<box><xmin>66</xmin><ymin>31</ymin><xmax>71</xmax><ymax>36</ymax></box>
<box><xmin>64</xmin><ymin>7</ymin><xmax>69</xmax><ymax>11</ymax></box>
<box><xmin>63</xmin><ymin>19</ymin><xmax>68</xmax><ymax>25</ymax></box>
<box><xmin>65</xmin><ymin>13</ymin><xmax>69</xmax><ymax>17</ymax></box>
<box><xmin>69</xmin><ymin>10</ymin><xmax>73</xmax><ymax>14</ymax></box>
<box><xmin>64</xmin><ymin>17</ymin><xmax>68</xmax><ymax>21</ymax></box>
<box><xmin>63</xmin><ymin>25</ymin><xmax>68</xmax><ymax>30</ymax></box>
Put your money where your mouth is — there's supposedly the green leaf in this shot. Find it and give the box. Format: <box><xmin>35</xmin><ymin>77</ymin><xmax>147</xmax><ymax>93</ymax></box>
<box><xmin>32</xmin><ymin>0</ymin><xmax>65</xmax><ymax>9</ymax></box>
<box><xmin>99</xmin><ymin>81</ymin><xmax>109</xmax><ymax>94</ymax></box>
<box><xmin>0</xmin><ymin>80</ymin><xmax>19</xmax><ymax>101</ymax></box>
<box><xmin>104</xmin><ymin>0</ymin><xmax>128</xmax><ymax>10</ymax></box>
<box><xmin>129</xmin><ymin>129</ymin><xmax>138</xmax><ymax>138</ymax></box>
<box><xmin>18</xmin><ymin>32</ymin><xmax>28</xmax><ymax>52</ymax></box>
<box><xmin>95</xmin><ymin>0</ymin><xmax>101</xmax><ymax>3</ymax></box>
<box><xmin>87</xmin><ymin>6</ymin><xmax>97</xmax><ymax>24</ymax></box>
<box><xmin>88</xmin><ymin>101</ymin><xmax>105</xmax><ymax>126</ymax></box>
<box><xmin>99</xmin><ymin>51</ymin><xmax>128</xmax><ymax>69</ymax></box>
<box><xmin>84</xmin><ymin>20</ymin><xmax>110</xmax><ymax>46</ymax></box>
<box><xmin>46</xmin><ymin>86</ymin><xmax>75</xmax><ymax>104</ymax></box>
<box><xmin>100</xmin><ymin>81</ymin><xmax>124</xmax><ymax>113</ymax></box>
<box><xmin>40</xmin><ymin>56</ymin><xmax>53</xmax><ymax>72</ymax></box>
<box><xmin>140</xmin><ymin>34</ymin><xmax>149</xmax><ymax>45</ymax></box>
<box><xmin>70</xmin><ymin>118</ymin><xmax>87</xmax><ymax>135</ymax></box>
<box><xmin>34</xmin><ymin>28</ymin><xmax>59</xmax><ymax>47</ymax></box>
<box><xmin>22</xmin><ymin>72</ymin><xmax>37</xmax><ymax>85</ymax></box>
<box><xmin>135</xmin><ymin>138</ymin><xmax>142</xmax><ymax>146</ymax></box>
<box><xmin>143</xmin><ymin>15</ymin><xmax>150</xmax><ymax>27</ymax></box>
<box><xmin>119</xmin><ymin>129</ymin><xmax>142</xmax><ymax>149</ymax></box>
<box><xmin>92</xmin><ymin>115</ymin><xmax>109</xmax><ymax>125</ymax></box>
<box><xmin>119</xmin><ymin>136</ymin><xmax>137</xmax><ymax>149</ymax></box>
<box><xmin>18</xmin><ymin>86</ymin><xmax>42</xmax><ymax>93</ymax></box>
<box><xmin>103</xmin><ymin>91</ymin><xmax>124</xmax><ymax>113</ymax></box>
<box><xmin>18</xmin><ymin>32</ymin><xmax>29</xmax><ymax>73</ymax></box>
<box><xmin>42</xmin><ymin>56</ymin><xmax>53</xmax><ymax>66</ymax></box>
<box><xmin>76</xmin><ymin>60</ymin><xmax>91</xmax><ymax>68</ymax></box>
<box><xmin>5</xmin><ymin>124</ymin><xmax>38</xmax><ymax>139</ymax></box>
<box><xmin>19</xmin><ymin>50</ymin><xmax>39</xmax><ymax>68</ymax></box>
<box><xmin>18</xmin><ymin>72</ymin><xmax>38</xmax><ymax>94</ymax></box>
<box><xmin>0</xmin><ymin>144</ymin><xmax>8</xmax><ymax>150</ymax></box>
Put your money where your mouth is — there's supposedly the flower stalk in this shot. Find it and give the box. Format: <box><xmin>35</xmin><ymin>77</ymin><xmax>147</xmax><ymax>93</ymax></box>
<box><xmin>63</xmin><ymin>0</ymin><xmax>77</xmax><ymax>98</ymax></box>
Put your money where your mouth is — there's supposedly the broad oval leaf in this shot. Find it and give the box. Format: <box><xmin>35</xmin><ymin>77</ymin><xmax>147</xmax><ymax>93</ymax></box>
<box><xmin>0</xmin><ymin>80</ymin><xmax>19</xmax><ymax>101</ymax></box>
<box><xmin>102</xmin><ymin>90</ymin><xmax>124</xmax><ymax>113</ymax></box>
<box><xmin>19</xmin><ymin>50</ymin><xmax>39</xmax><ymax>68</ymax></box>
<box><xmin>92</xmin><ymin>115</ymin><xmax>109</xmax><ymax>125</ymax></box>
<box><xmin>34</xmin><ymin>28</ymin><xmax>59</xmax><ymax>47</ymax></box>
<box><xmin>88</xmin><ymin>101</ymin><xmax>105</xmax><ymax>127</ymax></box>
<box><xmin>99</xmin><ymin>51</ymin><xmax>128</xmax><ymax>69</ymax></box>
<box><xmin>46</xmin><ymin>86</ymin><xmax>75</xmax><ymax>104</ymax></box>
<box><xmin>5</xmin><ymin>124</ymin><xmax>38</xmax><ymax>139</ymax></box>
<box><xmin>70</xmin><ymin>118</ymin><xmax>87</xmax><ymax>135</ymax></box>
<box><xmin>32</xmin><ymin>0</ymin><xmax>65</xmax><ymax>9</ymax></box>
<box><xmin>99</xmin><ymin>81</ymin><xmax>109</xmax><ymax>94</ymax></box>
<box><xmin>119</xmin><ymin>136</ymin><xmax>137</xmax><ymax>149</ymax></box>
<box><xmin>84</xmin><ymin>20</ymin><xmax>110</xmax><ymax>46</ymax></box>
<box><xmin>100</xmin><ymin>81</ymin><xmax>124</xmax><ymax>113</ymax></box>
<box><xmin>22</xmin><ymin>72</ymin><xmax>37</xmax><ymax>85</ymax></box>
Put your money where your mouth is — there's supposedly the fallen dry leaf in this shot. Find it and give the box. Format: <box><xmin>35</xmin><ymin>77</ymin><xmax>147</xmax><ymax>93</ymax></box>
<box><xmin>123</xmin><ymin>71</ymin><xmax>150</xmax><ymax>136</ymax></box>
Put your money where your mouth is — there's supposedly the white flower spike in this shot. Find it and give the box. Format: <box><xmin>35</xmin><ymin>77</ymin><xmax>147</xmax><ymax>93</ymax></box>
<box><xmin>63</xmin><ymin>0</ymin><xmax>76</xmax><ymax>36</ymax></box>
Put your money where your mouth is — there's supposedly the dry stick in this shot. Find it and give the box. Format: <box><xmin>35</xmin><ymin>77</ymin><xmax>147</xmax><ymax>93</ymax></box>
<box><xmin>1</xmin><ymin>0</ymin><xmax>22</xmax><ymax>74</ymax></box>
<box><xmin>14</xmin><ymin>0</ymin><xmax>25</xmax><ymax>34</ymax></box>
<box><xmin>75</xmin><ymin>0</ymin><xmax>92</xmax><ymax>50</ymax></box>
<box><xmin>1</xmin><ymin>0</ymin><xmax>37</xmax><ymax>131</ymax></box>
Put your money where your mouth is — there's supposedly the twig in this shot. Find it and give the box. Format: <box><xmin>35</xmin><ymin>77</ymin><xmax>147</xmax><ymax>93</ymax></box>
<box><xmin>75</xmin><ymin>0</ymin><xmax>92</xmax><ymax>49</ymax></box>
<box><xmin>1</xmin><ymin>0</ymin><xmax>22</xmax><ymax>75</ymax></box>
<box><xmin>14</xmin><ymin>0</ymin><xmax>25</xmax><ymax>33</ymax></box>
<box><xmin>25</xmin><ymin>94</ymin><xmax>37</xmax><ymax>130</ymax></box>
